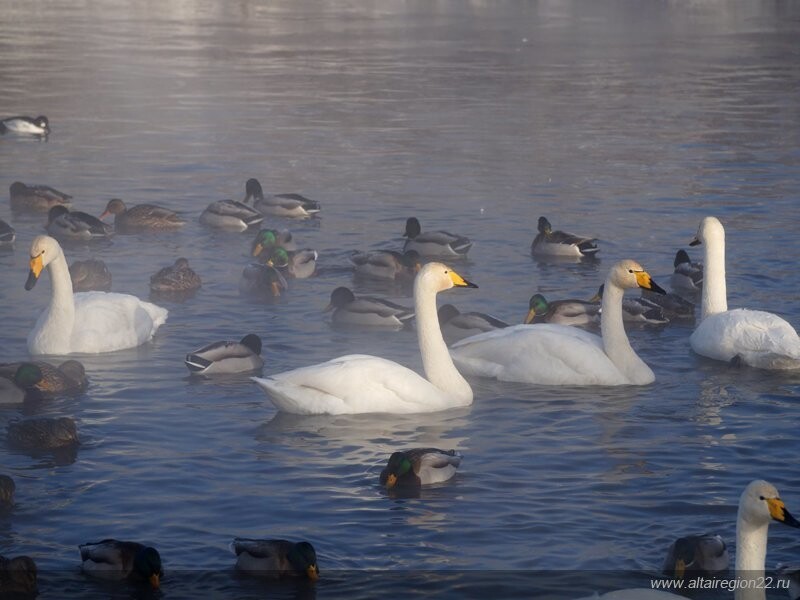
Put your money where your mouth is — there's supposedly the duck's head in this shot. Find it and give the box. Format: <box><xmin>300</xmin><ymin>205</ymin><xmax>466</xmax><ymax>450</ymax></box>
<box><xmin>325</xmin><ymin>287</ymin><xmax>355</xmax><ymax>311</ymax></box>
<box><xmin>174</xmin><ymin>257</ymin><xmax>191</xmax><ymax>270</ymax></box>
<box><xmin>525</xmin><ymin>294</ymin><xmax>549</xmax><ymax>324</ymax></box>
<box><xmin>47</xmin><ymin>204</ymin><xmax>70</xmax><ymax>224</ymax></box>
<box><xmin>690</xmin><ymin>216</ymin><xmax>724</xmax><ymax>248</ymax></box>
<box><xmin>134</xmin><ymin>546</ymin><xmax>163</xmax><ymax>589</ymax></box>
<box><xmin>380</xmin><ymin>451</ymin><xmax>417</xmax><ymax>489</ymax></box>
<box><xmin>609</xmin><ymin>260</ymin><xmax>666</xmax><ymax>294</ymax></box>
<box><xmin>417</xmin><ymin>262</ymin><xmax>477</xmax><ymax>293</ymax></box>
<box><xmin>251</xmin><ymin>229</ymin><xmax>279</xmax><ymax>257</ymax></box>
<box><xmin>10</xmin><ymin>182</ymin><xmax>27</xmax><ymax>196</ymax></box>
<box><xmin>739</xmin><ymin>480</ymin><xmax>800</xmax><ymax>531</ymax></box>
<box><xmin>25</xmin><ymin>235</ymin><xmax>62</xmax><ymax>290</ymax></box>
<box><xmin>437</xmin><ymin>303</ymin><xmax>460</xmax><ymax>325</ymax></box>
<box><xmin>674</xmin><ymin>249</ymin><xmax>691</xmax><ymax>267</ymax></box>
<box><xmin>33</xmin><ymin>116</ymin><xmax>50</xmax><ymax>132</ymax></box>
<box><xmin>404</xmin><ymin>217</ymin><xmax>422</xmax><ymax>239</ymax></box>
<box><xmin>287</xmin><ymin>541</ymin><xmax>319</xmax><ymax>581</ymax></box>
<box><xmin>14</xmin><ymin>363</ymin><xmax>43</xmax><ymax>389</ymax></box>
<box><xmin>537</xmin><ymin>216</ymin><xmax>552</xmax><ymax>235</ymax></box>
<box><xmin>59</xmin><ymin>360</ymin><xmax>86</xmax><ymax>385</ymax></box>
<box><xmin>239</xmin><ymin>334</ymin><xmax>262</xmax><ymax>355</ymax></box>
<box><xmin>590</xmin><ymin>284</ymin><xmax>605</xmax><ymax>302</ymax></box>
<box><xmin>244</xmin><ymin>178</ymin><xmax>264</xmax><ymax>202</ymax></box>
<box><xmin>400</xmin><ymin>250</ymin><xmax>422</xmax><ymax>273</ymax></box>
<box><xmin>100</xmin><ymin>198</ymin><xmax>126</xmax><ymax>219</ymax></box>
<box><xmin>265</xmin><ymin>247</ymin><xmax>290</xmax><ymax>269</ymax></box>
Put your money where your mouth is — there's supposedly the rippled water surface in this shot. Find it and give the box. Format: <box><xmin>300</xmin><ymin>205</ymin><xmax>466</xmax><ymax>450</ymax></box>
<box><xmin>1</xmin><ymin>1</ymin><xmax>800</xmax><ymax>598</ymax></box>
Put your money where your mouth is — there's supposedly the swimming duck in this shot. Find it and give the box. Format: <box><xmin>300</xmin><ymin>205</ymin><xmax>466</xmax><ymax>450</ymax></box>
<box><xmin>662</xmin><ymin>533</ymin><xmax>728</xmax><ymax>580</ymax></box>
<box><xmin>438</xmin><ymin>304</ymin><xmax>508</xmax><ymax>344</ymax></box>
<box><xmin>0</xmin><ymin>555</ymin><xmax>38</xmax><ymax>596</ymax></box>
<box><xmin>264</xmin><ymin>246</ymin><xmax>318</xmax><ymax>279</ymax></box>
<box><xmin>379</xmin><ymin>448</ymin><xmax>462</xmax><ymax>490</ymax></box>
<box><xmin>185</xmin><ymin>334</ymin><xmax>264</xmax><ymax>375</ymax></box>
<box><xmin>0</xmin><ymin>360</ymin><xmax>86</xmax><ymax>398</ymax></box>
<box><xmin>670</xmin><ymin>249</ymin><xmax>703</xmax><ymax>293</ymax></box>
<box><xmin>0</xmin><ymin>219</ymin><xmax>15</xmax><ymax>246</ymax></box>
<box><xmin>0</xmin><ymin>363</ymin><xmax>42</xmax><ymax>404</ymax></box>
<box><xmin>69</xmin><ymin>258</ymin><xmax>112</xmax><ymax>292</ymax></box>
<box><xmin>79</xmin><ymin>539</ymin><xmax>162</xmax><ymax>589</ymax></box>
<box><xmin>530</xmin><ymin>216</ymin><xmax>598</xmax><ymax>258</ymax></box>
<box><xmin>777</xmin><ymin>564</ymin><xmax>800</xmax><ymax>600</ymax></box>
<box><xmin>525</xmin><ymin>293</ymin><xmax>600</xmax><ymax>327</ymax></box>
<box><xmin>231</xmin><ymin>538</ymin><xmax>319</xmax><ymax>580</ymax></box>
<box><xmin>200</xmin><ymin>199</ymin><xmax>263</xmax><ymax>231</ymax></box>
<box><xmin>100</xmin><ymin>198</ymin><xmax>185</xmax><ymax>232</ymax></box>
<box><xmin>243</xmin><ymin>178</ymin><xmax>321</xmax><ymax>218</ymax></box>
<box><xmin>450</xmin><ymin>260</ymin><xmax>665</xmax><ymax>385</ymax></box>
<box><xmin>325</xmin><ymin>286</ymin><xmax>414</xmax><ymax>329</ymax></box>
<box><xmin>592</xmin><ymin>284</ymin><xmax>669</xmax><ymax>325</ymax></box>
<box><xmin>9</xmin><ymin>181</ymin><xmax>71</xmax><ymax>212</ymax></box>
<box><xmin>253</xmin><ymin>263</ymin><xmax>476</xmax><ymax>415</ymax></box>
<box><xmin>251</xmin><ymin>228</ymin><xmax>296</xmax><ymax>257</ymax></box>
<box><xmin>402</xmin><ymin>217</ymin><xmax>472</xmax><ymax>258</ymax></box>
<box><xmin>0</xmin><ymin>475</ymin><xmax>14</xmax><ymax>507</ymax></box>
<box><xmin>239</xmin><ymin>263</ymin><xmax>288</xmax><ymax>298</ymax></box>
<box><xmin>150</xmin><ymin>258</ymin><xmax>202</xmax><ymax>294</ymax></box>
<box><xmin>46</xmin><ymin>205</ymin><xmax>113</xmax><ymax>241</ymax></box>
<box><xmin>350</xmin><ymin>249</ymin><xmax>421</xmax><ymax>280</ymax></box>
<box><xmin>640</xmin><ymin>288</ymin><xmax>695</xmax><ymax>320</ymax></box>
<box><xmin>0</xmin><ymin>115</ymin><xmax>49</xmax><ymax>136</ymax></box>
<box><xmin>25</xmin><ymin>236</ymin><xmax>167</xmax><ymax>354</ymax></box>
<box><xmin>7</xmin><ymin>416</ymin><xmax>79</xmax><ymax>450</ymax></box>
<box><xmin>689</xmin><ymin>216</ymin><xmax>800</xmax><ymax>369</ymax></box>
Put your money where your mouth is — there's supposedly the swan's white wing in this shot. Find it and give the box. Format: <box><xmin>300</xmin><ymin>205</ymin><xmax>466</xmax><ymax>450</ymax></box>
<box><xmin>71</xmin><ymin>292</ymin><xmax>167</xmax><ymax>353</ymax></box>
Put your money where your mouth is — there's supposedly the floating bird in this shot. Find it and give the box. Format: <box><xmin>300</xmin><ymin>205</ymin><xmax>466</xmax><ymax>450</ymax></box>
<box><xmin>640</xmin><ymin>288</ymin><xmax>695</xmax><ymax>320</ymax></box>
<box><xmin>0</xmin><ymin>115</ymin><xmax>49</xmax><ymax>136</ymax></box>
<box><xmin>0</xmin><ymin>360</ymin><xmax>85</xmax><ymax>398</ymax></box>
<box><xmin>0</xmin><ymin>219</ymin><xmax>15</xmax><ymax>246</ymax></box>
<box><xmin>530</xmin><ymin>216</ymin><xmax>598</xmax><ymax>258</ymax></box>
<box><xmin>325</xmin><ymin>286</ymin><xmax>414</xmax><ymax>329</ymax></box>
<box><xmin>46</xmin><ymin>205</ymin><xmax>113</xmax><ymax>241</ymax></box>
<box><xmin>251</xmin><ymin>228</ymin><xmax>296</xmax><ymax>256</ymax></box>
<box><xmin>243</xmin><ymin>178</ymin><xmax>320</xmax><ymax>218</ymax></box>
<box><xmin>0</xmin><ymin>363</ymin><xmax>42</xmax><ymax>404</ymax></box>
<box><xmin>0</xmin><ymin>474</ymin><xmax>14</xmax><ymax>507</ymax></box>
<box><xmin>200</xmin><ymin>199</ymin><xmax>263</xmax><ymax>231</ymax></box>
<box><xmin>7</xmin><ymin>416</ymin><xmax>79</xmax><ymax>450</ymax></box>
<box><xmin>265</xmin><ymin>246</ymin><xmax>318</xmax><ymax>279</ymax></box>
<box><xmin>100</xmin><ymin>198</ymin><xmax>184</xmax><ymax>231</ymax></box>
<box><xmin>231</xmin><ymin>538</ymin><xmax>319</xmax><ymax>581</ymax></box>
<box><xmin>25</xmin><ymin>236</ymin><xmax>167</xmax><ymax>354</ymax></box>
<box><xmin>379</xmin><ymin>448</ymin><xmax>462</xmax><ymax>490</ymax></box>
<box><xmin>79</xmin><ymin>539</ymin><xmax>162</xmax><ymax>589</ymax></box>
<box><xmin>9</xmin><ymin>181</ymin><xmax>71</xmax><ymax>212</ymax></box>
<box><xmin>663</xmin><ymin>533</ymin><xmax>728</xmax><ymax>580</ymax></box>
<box><xmin>150</xmin><ymin>258</ymin><xmax>202</xmax><ymax>294</ymax></box>
<box><xmin>239</xmin><ymin>263</ymin><xmax>288</xmax><ymax>298</ymax></box>
<box><xmin>592</xmin><ymin>284</ymin><xmax>669</xmax><ymax>325</ymax></box>
<box><xmin>350</xmin><ymin>249</ymin><xmax>421</xmax><ymax>280</ymax></box>
<box><xmin>438</xmin><ymin>304</ymin><xmax>508</xmax><ymax>344</ymax></box>
<box><xmin>777</xmin><ymin>564</ymin><xmax>800</xmax><ymax>600</ymax></box>
<box><xmin>253</xmin><ymin>263</ymin><xmax>477</xmax><ymax>415</ymax></box>
<box><xmin>670</xmin><ymin>249</ymin><xmax>703</xmax><ymax>293</ymax></box>
<box><xmin>524</xmin><ymin>293</ymin><xmax>600</xmax><ymax>327</ymax></box>
<box><xmin>69</xmin><ymin>258</ymin><xmax>112</xmax><ymax>292</ymax></box>
<box><xmin>402</xmin><ymin>217</ymin><xmax>472</xmax><ymax>258</ymax></box>
<box><xmin>185</xmin><ymin>334</ymin><xmax>264</xmax><ymax>375</ymax></box>
<box><xmin>0</xmin><ymin>555</ymin><xmax>38</xmax><ymax>596</ymax></box>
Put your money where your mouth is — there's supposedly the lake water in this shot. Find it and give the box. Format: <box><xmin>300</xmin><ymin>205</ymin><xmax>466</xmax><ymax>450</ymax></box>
<box><xmin>1</xmin><ymin>1</ymin><xmax>800</xmax><ymax>598</ymax></box>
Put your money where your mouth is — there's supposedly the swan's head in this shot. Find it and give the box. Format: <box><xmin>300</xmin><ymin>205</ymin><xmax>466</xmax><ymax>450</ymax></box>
<box><xmin>609</xmin><ymin>260</ymin><xmax>666</xmax><ymax>294</ymax></box>
<box><xmin>738</xmin><ymin>480</ymin><xmax>800</xmax><ymax>530</ymax></box>
<box><xmin>690</xmin><ymin>216</ymin><xmax>724</xmax><ymax>247</ymax></box>
<box><xmin>25</xmin><ymin>235</ymin><xmax>62</xmax><ymax>290</ymax></box>
<box><xmin>417</xmin><ymin>262</ymin><xmax>477</xmax><ymax>293</ymax></box>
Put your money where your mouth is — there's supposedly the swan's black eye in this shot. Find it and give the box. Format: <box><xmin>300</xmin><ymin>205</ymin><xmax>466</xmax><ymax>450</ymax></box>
<box><xmin>628</xmin><ymin>269</ymin><xmax>633</xmax><ymax>273</ymax></box>
<box><xmin>759</xmin><ymin>495</ymin><xmax>765</xmax><ymax>500</ymax></box>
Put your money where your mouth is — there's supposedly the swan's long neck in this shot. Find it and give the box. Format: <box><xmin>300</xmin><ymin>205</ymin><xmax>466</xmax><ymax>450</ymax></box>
<box><xmin>415</xmin><ymin>276</ymin><xmax>472</xmax><ymax>402</ymax></box>
<box><xmin>40</xmin><ymin>250</ymin><xmax>76</xmax><ymax>351</ymax></box>
<box><xmin>734</xmin><ymin>510</ymin><xmax>768</xmax><ymax>600</ymax></box>
<box><xmin>600</xmin><ymin>280</ymin><xmax>651</xmax><ymax>384</ymax></box>
<box><xmin>700</xmin><ymin>231</ymin><xmax>728</xmax><ymax>320</ymax></box>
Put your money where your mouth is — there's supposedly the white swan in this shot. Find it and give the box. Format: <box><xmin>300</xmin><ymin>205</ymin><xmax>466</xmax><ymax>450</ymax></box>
<box><xmin>449</xmin><ymin>260</ymin><xmax>665</xmax><ymax>386</ymax></box>
<box><xmin>689</xmin><ymin>217</ymin><xmax>800</xmax><ymax>370</ymax></box>
<box><xmin>252</xmin><ymin>262</ymin><xmax>477</xmax><ymax>415</ymax></box>
<box><xmin>25</xmin><ymin>236</ymin><xmax>167</xmax><ymax>355</ymax></box>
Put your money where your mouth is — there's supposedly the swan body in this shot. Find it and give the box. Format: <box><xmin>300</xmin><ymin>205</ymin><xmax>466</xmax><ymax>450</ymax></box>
<box><xmin>1</xmin><ymin>115</ymin><xmax>49</xmax><ymax>136</ymax></box>
<box><xmin>531</xmin><ymin>216</ymin><xmax>598</xmax><ymax>257</ymax></box>
<box><xmin>450</xmin><ymin>260</ymin><xmax>665</xmax><ymax>386</ymax></box>
<box><xmin>150</xmin><ymin>258</ymin><xmax>202</xmax><ymax>293</ymax></box>
<box><xmin>0</xmin><ymin>219</ymin><xmax>15</xmax><ymax>246</ymax></box>
<box><xmin>10</xmin><ymin>181</ymin><xmax>71</xmax><ymax>212</ymax></box>
<box><xmin>185</xmin><ymin>334</ymin><xmax>264</xmax><ymax>375</ymax></box>
<box><xmin>69</xmin><ymin>259</ymin><xmax>112</xmax><ymax>292</ymax></box>
<box><xmin>671</xmin><ymin>249</ymin><xmax>703</xmax><ymax>292</ymax></box>
<box><xmin>200</xmin><ymin>199</ymin><xmax>263</xmax><ymax>231</ymax></box>
<box><xmin>25</xmin><ymin>236</ymin><xmax>167</xmax><ymax>355</ymax></box>
<box><xmin>325</xmin><ymin>287</ymin><xmax>414</xmax><ymax>328</ymax></box>
<box><xmin>231</xmin><ymin>539</ymin><xmax>319</xmax><ymax>580</ymax></box>
<box><xmin>46</xmin><ymin>205</ymin><xmax>113</xmax><ymax>241</ymax></box>
<box><xmin>525</xmin><ymin>293</ymin><xmax>600</xmax><ymax>326</ymax></box>
<box><xmin>379</xmin><ymin>448</ymin><xmax>462</xmax><ymax>489</ymax></box>
<box><xmin>438</xmin><ymin>303</ymin><xmax>509</xmax><ymax>344</ymax></box>
<box><xmin>689</xmin><ymin>217</ymin><xmax>800</xmax><ymax>369</ymax></box>
<box><xmin>252</xmin><ymin>262</ymin><xmax>477</xmax><ymax>415</ymax></box>
<box><xmin>100</xmin><ymin>198</ymin><xmax>184</xmax><ymax>231</ymax></box>
<box><xmin>244</xmin><ymin>178</ymin><xmax>320</xmax><ymax>218</ymax></box>
<box><xmin>79</xmin><ymin>539</ymin><xmax>162</xmax><ymax>589</ymax></box>
<box><xmin>402</xmin><ymin>217</ymin><xmax>472</xmax><ymax>258</ymax></box>
<box><xmin>350</xmin><ymin>249</ymin><xmax>420</xmax><ymax>280</ymax></box>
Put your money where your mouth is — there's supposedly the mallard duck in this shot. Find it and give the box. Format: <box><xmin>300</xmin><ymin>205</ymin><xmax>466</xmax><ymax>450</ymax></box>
<box><xmin>252</xmin><ymin>263</ymin><xmax>477</xmax><ymax>415</ymax></box>
<box><xmin>402</xmin><ymin>217</ymin><xmax>472</xmax><ymax>258</ymax></box>
<box><xmin>670</xmin><ymin>248</ymin><xmax>703</xmax><ymax>293</ymax></box>
<box><xmin>251</xmin><ymin>228</ymin><xmax>296</xmax><ymax>256</ymax></box>
<box><xmin>0</xmin><ymin>363</ymin><xmax>43</xmax><ymax>404</ymax></box>
<box><xmin>0</xmin><ymin>219</ymin><xmax>15</xmax><ymax>246</ymax></box>
<box><xmin>46</xmin><ymin>205</ymin><xmax>113</xmax><ymax>241</ymax></box>
<box><xmin>379</xmin><ymin>448</ymin><xmax>462</xmax><ymax>489</ymax></box>
<box><xmin>150</xmin><ymin>258</ymin><xmax>202</xmax><ymax>294</ymax></box>
<box><xmin>264</xmin><ymin>246</ymin><xmax>317</xmax><ymax>279</ymax></box>
<box><xmin>640</xmin><ymin>288</ymin><xmax>695</xmax><ymax>320</ymax></box>
<box><xmin>451</xmin><ymin>261</ymin><xmax>665</xmax><ymax>385</ymax></box>
<box><xmin>530</xmin><ymin>216</ymin><xmax>598</xmax><ymax>258</ymax></box>
<box><xmin>0</xmin><ymin>555</ymin><xmax>38</xmax><ymax>596</ymax></box>
<box><xmin>10</xmin><ymin>181</ymin><xmax>71</xmax><ymax>212</ymax></box>
<box><xmin>350</xmin><ymin>249</ymin><xmax>421</xmax><ymax>281</ymax></box>
<box><xmin>185</xmin><ymin>334</ymin><xmax>264</xmax><ymax>375</ymax></box>
<box><xmin>662</xmin><ymin>533</ymin><xmax>728</xmax><ymax>580</ymax></box>
<box><xmin>1</xmin><ymin>115</ymin><xmax>49</xmax><ymax>136</ymax></box>
<box><xmin>243</xmin><ymin>178</ymin><xmax>320</xmax><ymax>218</ymax></box>
<box><xmin>69</xmin><ymin>258</ymin><xmax>112</xmax><ymax>292</ymax></box>
<box><xmin>592</xmin><ymin>284</ymin><xmax>669</xmax><ymax>325</ymax></box>
<box><xmin>0</xmin><ymin>360</ymin><xmax>86</xmax><ymax>397</ymax></box>
<box><xmin>438</xmin><ymin>304</ymin><xmax>508</xmax><ymax>344</ymax></box>
<box><xmin>777</xmin><ymin>564</ymin><xmax>800</xmax><ymax>600</ymax></box>
<box><xmin>0</xmin><ymin>475</ymin><xmax>14</xmax><ymax>507</ymax></box>
<box><xmin>100</xmin><ymin>198</ymin><xmax>184</xmax><ymax>232</ymax></box>
<box><xmin>25</xmin><ymin>236</ymin><xmax>167</xmax><ymax>354</ymax></box>
<box><xmin>690</xmin><ymin>217</ymin><xmax>800</xmax><ymax>369</ymax></box>
<box><xmin>325</xmin><ymin>286</ymin><xmax>414</xmax><ymax>328</ymax></box>
<box><xmin>79</xmin><ymin>539</ymin><xmax>162</xmax><ymax>589</ymax></box>
<box><xmin>231</xmin><ymin>538</ymin><xmax>319</xmax><ymax>580</ymax></box>
<box><xmin>7</xmin><ymin>416</ymin><xmax>79</xmax><ymax>450</ymax></box>
<box><xmin>239</xmin><ymin>263</ymin><xmax>288</xmax><ymax>298</ymax></box>
<box><xmin>200</xmin><ymin>199</ymin><xmax>263</xmax><ymax>231</ymax></box>
<box><xmin>524</xmin><ymin>293</ymin><xmax>600</xmax><ymax>326</ymax></box>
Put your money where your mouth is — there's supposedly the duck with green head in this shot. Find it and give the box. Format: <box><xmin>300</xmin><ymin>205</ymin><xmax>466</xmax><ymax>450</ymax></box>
<box><xmin>79</xmin><ymin>539</ymin><xmax>162</xmax><ymax>589</ymax></box>
<box><xmin>232</xmin><ymin>538</ymin><xmax>319</xmax><ymax>581</ymax></box>
<box><xmin>0</xmin><ymin>360</ymin><xmax>86</xmax><ymax>397</ymax></box>
<box><xmin>264</xmin><ymin>246</ymin><xmax>318</xmax><ymax>280</ymax></box>
<box><xmin>525</xmin><ymin>293</ymin><xmax>600</xmax><ymax>327</ymax></box>
<box><xmin>0</xmin><ymin>363</ymin><xmax>43</xmax><ymax>404</ymax></box>
<box><xmin>379</xmin><ymin>448</ymin><xmax>462</xmax><ymax>490</ymax></box>
<box><xmin>250</xmin><ymin>228</ymin><xmax>296</xmax><ymax>257</ymax></box>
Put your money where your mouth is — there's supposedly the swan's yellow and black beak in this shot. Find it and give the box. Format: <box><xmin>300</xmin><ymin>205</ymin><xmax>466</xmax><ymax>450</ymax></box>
<box><xmin>25</xmin><ymin>254</ymin><xmax>43</xmax><ymax>290</ymax></box>
<box><xmin>448</xmin><ymin>270</ymin><xmax>478</xmax><ymax>289</ymax></box>
<box><xmin>635</xmin><ymin>270</ymin><xmax>666</xmax><ymax>295</ymax></box>
<box><xmin>768</xmin><ymin>497</ymin><xmax>800</xmax><ymax>528</ymax></box>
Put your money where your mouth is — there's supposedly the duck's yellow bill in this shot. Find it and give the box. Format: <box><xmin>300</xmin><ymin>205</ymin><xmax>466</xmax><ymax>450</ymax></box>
<box><xmin>149</xmin><ymin>573</ymin><xmax>160</xmax><ymax>589</ymax></box>
<box><xmin>524</xmin><ymin>308</ymin><xmax>536</xmax><ymax>324</ymax></box>
<box><xmin>306</xmin><ymin>565</ymin><xmax>319</xmax><ymax>581</ymax></box>
<box><xmin>386</xmin><ymin>473</ymin><xmax>398</xmax><ymax>489</ymax></box>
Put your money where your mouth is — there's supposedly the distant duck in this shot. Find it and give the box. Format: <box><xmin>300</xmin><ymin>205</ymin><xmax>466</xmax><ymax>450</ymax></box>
<box><xmin>185</xmin><ymin>334</ymin><xmax>264</xmax><ymax>375</ymax></box>
<box><xmin>0</xmin><ymin>360</ymin><xmax>86</xmax><ymax>398</ymax></box>
<box><xmin>325</xmin><ymin>286</ymin><xmax>414</xmax><ymax>328</ymax></box>
<box><xmin>264</xmin><ymin>246</ymin><xmax>318</xmax><ymax>279</ymax></box>
<box><xmin>231</xmin><ymin>538</ymin><xmax>319</xmax><ymax>581</ymax></box>
<box><xmin>640</xmin><ymin>288</ymin><xmax>695</xmax><ymax>320</ymax></box>
<box><xmin>69</xmin><ymin>258</ymin><xmax>112</xmax><ymax>292</ymax></box>
<box><xmin>100</xmin><ymin>198</ymin><xmax>185</xmax><ymax>232</ymax></box>
<box><xmin>350</xmin><ymin>249</ymin><xmax>421</xmax><ymax>280</ymax></box>
<box><xmin>46</xmin><ymin>205</ymin><xmax>113</xmax><ymax>241</ymax></box>
<box><xmin>0</xmin><ymin>219</ymin><xmax>15</xmax><ymax>246</ymax></box>
<box><xmin>670</xmin><ymin>248</ymin><xmax>703</xmax><ymax>293</ymax></box>
<box><xmin>0</xmin><ymin>555</ymin><xmax>38</xmax><ymax>596</ymax></box>
<box><xmin>0</xmin><ymin>363</ymin><xmax>43</xmax><ymax>404</ymax></box>
<box><xmin>0</xmin><ymin>474</ymin><xmax>14</xmax><ymax>507</ymax></box>
<box><xmin>239</xmin><ymin>263</ymin><xmax>288</xmax><ymax>298</ymax></box>
<box><xmin>251</xmin><ymin>228</ymin><xmax>296</xmax><ymax>257</ymax></box>
<box><xmin>0</xmin><ymin>115</ymin><xmax>49</xmax><ymax>136</ymax></box>
<box><xmin>243</xmin><ymin>178</ymin><xmax>320</xmax><ymax>218</ymax></box>
<box><xmin>150</xmin><ymin>258</ymin><xmax>202</xmax><ymax>294</ymax></box>
<box><xmin>402</xmin><ymin>217</ymin><xmax>472</xmax><ymax>258</ymax></box>
<box><xmin>592</xmin><ymin>284</ymin><xmax>669</xmax><ymax>325</ymax></box>
<box><xmin>9</xmin><ymin>181</ymin><xmax>71</xmax><ymax>212</ymax></box>
<box><xmin>438</xmin><ymin>304</ymin><xmax>508</xmax><ymax>344</ymax></box>
<box><xmin>200</xmin><ymin>199</ymin><xmax>263</xmax><ymax>231</ymax></box>
<box><xmin>662</xmin><ymin>533</ymin><xmax>729</xmax><ymax>580</ymax></box>
<box><xmin>79</xmin><ymin>539</ymin><xmax>162</xmax><ymax>589</ymax></box>
<box><xmin>379</xmin><ymin>448</ymin><xmax>462</xmax><ymax>490</ymax></box>
<box><xmin>530</xmin><ymin>216</ymin><xmax>598</xmax><ymax>258</ymax></box>
<box><xmin>525</xmin><ymin>293</ymin><xmax>600</xmax><ymax>326</ymax></box>
<box><xmin>7</xmin><ymin>416</ymin><xmax>79</xmax><ymax>450</ymax></box>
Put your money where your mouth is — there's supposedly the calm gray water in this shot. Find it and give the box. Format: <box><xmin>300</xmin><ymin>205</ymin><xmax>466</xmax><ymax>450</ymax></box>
<box><xmin>1</xmin><ymin>1</ymin><xmax>800</xmax><ymax>598</ymax></box>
